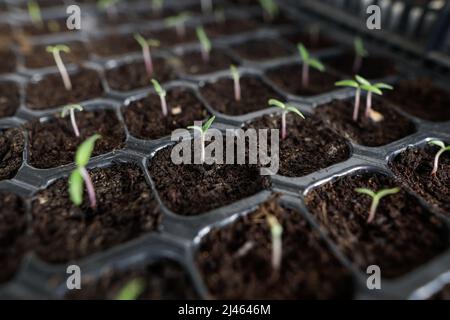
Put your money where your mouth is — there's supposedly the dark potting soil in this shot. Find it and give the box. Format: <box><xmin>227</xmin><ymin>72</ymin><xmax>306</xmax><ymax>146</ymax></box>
<box><xmin>0</xmin><ymin>128</ymin><xmax>24</xmax><ymax>181</ymax></box>
<box><xmin>178</xmin><ymin>49</ymin><xmax>237</xmax><ymax>75</ymax></box>
<box><xmin>204</xmin><ymin>19</ymin><xmax>258</xmax><ymax>38</ymax></box>
<box><xmin>26</xmin><ymin>68</ymin><xmax>104</xmax><ymax>110</ymax></box>
<box><xmin>315</xmin><ymin>99</ymin><xmax>415</xmax><ymax>147</ymax></box>
<box><xmin>89</xmin><ymin>34</ymin><xmax>142</xmax><ymax>57</ymax></box>
<box><xmin>0</xmin><ymin>49</ymin><xmax>16</xmax><ymax>74</ymax></box>
<box><xmin>124</xmin><ymin>88</ymin><xmax>209</xmax><ymax>140</ymax></box>
<box><xmin>200</xmin><ymin>76</ymin><xmax>283</xmax><ymax>115</ymax></box>
<box><xmin>0</xmin><ymin>192</ymin><xmax>27</xmax><ymax>283</ymax></box>
<box><xmin>67</xmin><ymin>260</ymin><xmax>198</xmax><ymax>300</ymax></box>
<box><xmin>30</xmin><ymin>163</ymin><xmax>162</xmax><ymax>264</ymax></box>
<box><xmin>148</xmin><ymin>142</ymin><xmax>271</xmax><ymax>216</ymax></box>
<box><xmin>22</xmin><ymin>18</ymin><xmax>75</xmax><ymax>36</ymax></box>
<box><xmin>390</xmin><ymin>144</ymin><xmax>450</xmax><ymax>214</ymax></box>
<box><xmin>24</xmin><ymin>42</ymin><xmax>89</xmax><ymax>69</ymax></box>
<box><xmin>230</xmin><ymin>38</ymin><xmax>294</xmax><ymax>61</ymax></box>
<box><xmin>266</xmin><ymin>64</ymin><xmax>340</xmax><ymax>96</ymax></box>
<box><xmin>105</xmin><ymin>58</ymin><xmax>176</xmax><ymax>92</ymax></box>
<box><xmin>149</xmin><ymin>28</ymin><xmax>198</xmax><ymax>47</ymax></box>
<box><xmin>431</xmin><ymin>284</ymin><xmax>450</xmax><ymax>300</ymax></box>
<box><xmin>26</xmin><ymin>109</ymin><xmax>125</xmax><ymax>169</ymax></box>
<box><xmin>284</xmin><ymin>32</ymin><xmax>336</xmax><ymax>51</ymax></box>
<box><xmin>385</xmin><ymin>78</ymin><xmax>450</xmax><ymax>122</ymax></box>
<box><xmin>304</xmin><ymin>172</ymin><xmax>448</xmax><ymax>278</ymax></box>
<box><xmin>0</xmin><ymin>81</ymin><xmax>20</xmax><ymax>118</ymax></box>
<box><xmin>243</xmin><ymin>113</ymin><xmax>350</xmax><ymax>177</ymax></box>
<box><xmin>196</xmin><ymin>196</ymin><xmax>354</xmax><ymax>299</ymax></box>
<box><xmin>326</xmin><ymin>51</ymin><xmax>396</xmax><ymax>79</ymax></box>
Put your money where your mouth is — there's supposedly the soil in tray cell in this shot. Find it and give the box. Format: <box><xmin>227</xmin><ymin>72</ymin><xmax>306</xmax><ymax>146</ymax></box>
<box><xmin>24</xmin><ymin>42</ymin><xmax>89</xmax><ymax>69</ymax></box>
<box><xmin>0</xmin><ymin>81</ymin><xmax>20</xmax><ymax>118</ymax></box>
<box><xmin>178</xmin><ymin>49</ymin><xmax>237</xmax><ymax>76</ymax></box>
<box><xmin>148</xmin><ymin>27</ymin><xmax>198</xmax><ymax>47</ymax></box>
<box><xmin>196</xmin><ymin>196</ymin><xmax>354</xmax><ymax>299</ymax></box>
<box><xmin>0</xmin><ymin>49</ymin><xmax>16</xmax><ymax>74</ymax></box>
<box><xmin>0</xmin><ymin>128</ymin><xmax>25</xmax><ymax>181</ymax></box>
<box><xmin>204</xmin><ymin>19</ymin><xmax>259</xmax><ymax>38</ymax></box>
<box><xmin>230</xmin><ymin>38</ymin><xmax>294</xmax><ymax>61</ymax></box>
<box><xmin>304</xmin><ymin>172</ymin><xmax>448</xmax><ymax>279</ymax></box>
<box><xmin>89</xmin><ymin>34</ymin><xmax>142</xmax><ymax>58</ymax></box>
<box><xmin>30</xmin><ymin>163</ymin><xmax>162</xmax><ymax>263</ymax></box>
<box><xmin>22</xmin><ymin>18</ymin><xmax>77</xmax><ymax>36</ymax></box>
<box><xmin>283</xmin><ymin>31</ymin><xmax>337</xmax><ymax>51</ymax></box>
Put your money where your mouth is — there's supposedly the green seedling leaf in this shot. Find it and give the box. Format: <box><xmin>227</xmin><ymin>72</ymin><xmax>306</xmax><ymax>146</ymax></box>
<box><xmin>335</xmin><ymin>80</ymin><xmax>359</xmax><ymax>88</ymax></box>
<box><xmin>297</xmin><ymin>43</ymin><xmax>309</xmax><ymax>61</ymax></box>
<box><xmin>374</xmin><ymin>83</ymin><xmax>393</xmax><ymax>90</ymax></box>
<box><xmin>429</xmin><ymin>140</ymin><xmax>447</xmax><ymax>149</ymax></box>
<box><xmin>134</xmin><ymin>33</ymin><xmax>160</xmax><ymax>48</ymax></box>
<box><xmin>46</xmin><ymin>44</ymin><xmax>71</xmax><ymax>54</ymax></box>
<box><xmin>151</xmin><ymin>79</ymin><xmax>166</xmax><ymax>97</ymax></box>
<box><xmin>355</xmin><ymin>188</ymin><xmax>376</xmax><ymax>198</ymax></box>
<box><xmin>115</xmin><ymin>278</ymin><xmax>145</xmax><ymax>300</ymax></box>
<box><xmin>97</xmin><ymin>0</ymin><xmax>119</xmax><ymax>10</ymax></box>
<box><xmin>69</xmin><ymin>169</ymin><xmax>83</xmax><ymax>206</ymax></box>
<box><xmin>286</xmin><ymin>106</ymin><xmax>305</xmax><ymax>119</ymax></box>
<box><xmin>268</xmin><ymin>98</ymin><xmax>285</xmax><ymax>109</ymax></box>
<box><xmin>202</xmin><ymin>116</ymin><xmax>216</xmax><ymax>133</ymax></box>
<box><xmin>259</xmin><ymin>0</ymin><xmax>278</xmax><ymax>18</ymax></box>
<box><xmin>354</xmin><ymin>37</ymin><xmax>368</xmax><ymax>57</ymax></box>
<box><xmin>61</xmin><ymin>104</ymin><xmax>83</xmax><ymax>117</ymax></box>
<box><xmin>309</xmin><ymin>58</ymin><xmax>325</xmax><ymax>72</ymax></box>
<box><xmin>164</xmin><ymin>12</ymin><xmax>191</xmax><ymax>27</ymax></box>
<box><xmin>360</xmin><ymin>84</ymin><xmax>383</xmax><ymax>95</ymax></box>
<box><xmin>196</xmin><ymin>26</ymin><xmax>211</xmax><ymax>53</ymax></box>
<box><xmin>75</xmin><ymin>134</ymin><xmax>101</xmax><ymax>167</ymax></box>
<box><xmin>28</xmin><ymin>0</ymin><xmax>42</xmax><ymax>25</ymax></box>
<box><xmin>355</xmin><ymin>75</ymin><xmax>370</xmax><ymax>86</ymax></box>
<box><xmin>230</xmin><ymin>65</ymin><xmax>239</xmax><ymax>82</ymax></box>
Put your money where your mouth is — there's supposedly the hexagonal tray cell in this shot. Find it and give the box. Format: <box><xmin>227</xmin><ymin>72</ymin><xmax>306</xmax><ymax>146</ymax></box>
<box><xmin>30</xmin><ymin>163</ymin><xmax>162</xmax><ymax>264</ymax></box>
<box><xmin>199</xmin><ymin>76</ymin><xmax>283</xmax><ymax>116</ymax></box>
<box><xmin>304</xmin><ymin>171</ymin><xmax>449</xmax><ymax>279</ymax></box>
<box><xmin>266</xmin><ymin>63</ymin><xmax>340</xmax><ymax>97</ymax></box>
<box><xmin>0</xmin><ymin>128</ymin><xmax>25</xmax><ymax>181</ymax></box>
<box><xmin>204</xmin><ymin>18</ymin><xmax>259</xmax><ymax>38</ymax></box>
<box><xmin>230</xmin><ymin>38</ymin><xmax>294</xmax><ymax>62</ymax></box>
<box><xmin>177</xmin><ymin>49</ymin><xmax>238</xmax><ymax>76</ymax></box>
<box><xmin>26</xmin><ymin>68</ymin><xmax>105</xmax><ymax>110</ymax></box>
<box><xmin>0</xmin><ymin>81</ymin><xmax>20</xmax><ymax>118</ymax></box>
<box><xmin>315</xmin><ymin>98</ymin><xmax>416</xmax><ymax>147</ymax></box>
<box><xmin>196</xmin><ymin>196</ymin><xmax>354</xmax><ymax>299</ymax></box>
<box><xmin>283</xmin><ymin>31</ymin><xmax>337</xmax><ymax>51</ymax></box>
<box><xmin>88</xmin><ymin>34</ymin><xmax>142</xmax><ymax>58</ymax></box>
<box><xmin>148</xmin><ymin>141</ymin><xmax>271</xmax><ymax>216</ymax></box>
<box><xmin>25</xmin><ymin>108</ymin><xmax>126</xmax><ymax>169</ymax></box>
<box><xmin>0</xmin><ymin>192</ymin><xmax>27</xmax><ymax>284</ymax></box>
<box><xmin>243</xmin><ymin>113</ymin><xmax>350</xmax><ymax>177</ymax></box>
<box><xmin>123</xmin><ymin>87</ymin><xmax>209</xmax><ymax>140</ymax></box>
<box><xmin>67</xmin><ymin>259</ymin><xmax>198</xmax><ymax>300</ymax></box>
<box><xmin>23</xmin><ymin>41</ymin><xmax>89</xmax><ymax>69</ymax></box>
<box><xmin>390</xmin><ymin>142</ymin><xmax>450</xmax><ymax>214</ymax></box>
<box><xmin>385</xmin><ymin>78</ymin><xmax>450</xmax><ymax>122</ymax></box>
<box><xmin>0</xmin><ymin>49</ymin><xmax>16</xmax><ymax>74</ymax></box>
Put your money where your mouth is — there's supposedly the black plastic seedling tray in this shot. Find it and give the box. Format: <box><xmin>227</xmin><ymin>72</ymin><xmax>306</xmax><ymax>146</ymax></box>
<box><xmin>0</xmin><ymin>0</ymin><xmax>449</xmax><ymax>299</ymax></box>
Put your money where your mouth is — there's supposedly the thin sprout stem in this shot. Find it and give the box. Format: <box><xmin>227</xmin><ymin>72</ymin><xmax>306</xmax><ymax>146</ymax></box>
<box><xmin>365</xmin><ymin>91</ymin><xmax>372</xmax><ymax>118</ymax></box>
<box><xmin>142</xmin><ymin>45</ymin><xmax>153</xmax><ymax>77</ymax></box>
<box><xmin>79</xmin><ymin>167</ymin><xmax>97</xmax><ymax>209</ymax></box>
<box><xmin>367</xmin><ymin>197</ymin><xmax>379</xmax><ymax>223</ymax></box>
<box><xmin>200</xmin><ymin>133</ymin><xmax>205</xmax><ymax>163</ymax></box>
<box><xmin>201</xmin><ymin>48</ymin><xmax>210</xmax><ymax>64</ymax></box>
<box><xmin>53</xmin><ymin>51</ymin><xmax>72</xmax><ymax>90</ymax></box>
<box><xmin>234</xmin><ymin>75</ymin><xmax>241</xmax><ymax>101</ymax></box>
<box><xmin>353</xmin><ymin>55</ymin><xmax>362</xmax><ymax>74</ymax></box>
<box><xmin>175</xmin><ymin>23</ymin><xmax>186</xmax><ymax>38</ymax></box>
<box><xmin>281</xmin><ymin>111</ymin><xmax>287</xmax><ymax>140</ymax></box>
<box><xmin>159</xmin><ymin>94</ymin><xmax>168</xmax><ymax>116</ymax></box>
<box><xmin>70</xmin><ymin>108</ymin><xmax>80</xmax><ymax>137</ymax></box>
<box><xmin>353</xmin><ymin>88</ymin><xmax>361</xmax><ymax>121</ymax></box>
<box><xmin>302</xmin><ymin>63</ymin><xmax>309</xmax><ymax>87</ymax></box>
<box><xmin>272</xmin><ymin>233</ymin><xmax>282</xmax><ymax>271</ymax></box>
<box><xmin>431</xmin><ymin>148</ymin><xmax>445</xmax><ymax>176</ymax></box>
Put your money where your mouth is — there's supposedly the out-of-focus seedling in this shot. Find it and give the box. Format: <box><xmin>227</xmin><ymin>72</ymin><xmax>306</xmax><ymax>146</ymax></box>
<box><xmin>230</xmin><ymin>65</ymin><xmax>241</xmax><ymax>101</ymax></box>
<box><xmin>152</xmin><ymin>0</ymin><xmax>164</xmax><ymax>15</ymax></box>
<box><xmin>28</xmin><ymin>0</ymin><xmax>43</xmax><ymax>27</ymax></box>
<box><xmin>259</xmin><ymin>0</ymin><xmax>279</xmax><ymax>22</ymax></box>
<box><xmin>62</xmin><ymin>104</ymin><xmax>84</xmax><ymax>137</ymax></box>
<box><xmin>115</xmin><ymin>278</ymin><xmax>145</xmax><ymax>300</ymax></box>
<box><xmin>356</xmin><ymin>75</ymin><xmax>393</xmax><ymax>121</ymax></box>
<box><xmin>297</xmin><ymin>43</ymin><xmax>325</xmax><ymax>88</ymax></box>
<box><xmin>151</xmin><ymin>79</ymin><xmax>168</xmax><ymax>117</ymax></box>
<box><xmin>196</xmin><ymin>26</ymin><xmax>212</xmax><ymax>63</ymax></box>
<box><xmin>428</xmin><ymin>140</ymin><xmax>450</xmax><ymax>177</ymax></box>
<box><xmin>268</xmin><ymin>99</ymin><xmax>305</xmax><ymax>140</ymax></box>
<box><xmin>355</xmin><ymin>187</ymin><xmax>400</xmax><ymax>223</ymax></box>
<box><xmin>266</xmin><ymin>214</ymin><xmax>283</xmax><ymax>271</ymax></box>
<box><xmin>188</xmin><ymin>116</ymin><xmax>216</xmax><ymax>163</ymax></box>
<box><xmin>335</xmin><ymin>78</ymin><xmax>361</xmax><ymax>121</ymax></box>
<box><xmin>97</xmin><ymin>0</ymin><xmax>119</xmax><ymax>19</ymax></box>
<box><xmin>164</xmin><ymin>12</ymin><xmax>191</xmax><ymax>38</ymax></box>
<box><xmin>134</xmin><ymin>33</ymin><xmax>160</xmax><ymax>77</ymax></box>
<box><xmin>69</xmin><ymin>134</ymin><xmax>101</xmax><ymax>209</ymax></box>
<box><xmin>46</xmin><ymin>45</ymin><xmax>72</xmax><ymax>90</ymax></box>
<box><xmin>353</xmin><ymin>37</ymin><xmax>368</xmax><ymax>73</ymax></box>
<box><xmin>201</xmin><ymin>0</ymin><xmax>213</xmax><ymax>14</ymax></box>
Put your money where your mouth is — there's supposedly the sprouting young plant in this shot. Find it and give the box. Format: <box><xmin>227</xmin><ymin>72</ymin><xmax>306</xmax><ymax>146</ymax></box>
<box><xmin>62</xmin><ymin>104</ymin><xmax>84</xmax><ymax>137</ymax></box>
<box><xmin>28</xmin><ymin>0</ymin><xmax>43</xmax><ymax>27</ymax></box>
<box><xmin>164</xmin><ymin>12</ymin><xmax>191</xmax><ymax>38</ymax></box>
<box><xmin>297</xmin><ymin>43</ymin><xmax>325</xmax><ymax>88</ymax></box>
<box><xmin>196</xmin><ymin>26</ymin><xmax>212</xmax><ymax>63</ymax></box>
<box><xmin>151</xmin><ymin>0</ymin><xmax>164</xmax><ymax>14</ymax></box>
<box><xmin>428</xmin><ymin>140</ymin><xmax>450</xmax><ymax>176</ymax></box>
<box><xmin>335</xmin><ymin>78</ymin><xmax>361</xmax><ymax>121</ymax></box>
<box><xmin>353</xmin><ymin>37</ymin><xmax>368</xmax><ymax>73</ymax></box>
<box><xmin>259</xmin><ymin>0</ymin><xmax>279</xmax><ymax>21</ymax></box>
<box><xmin>97</xmin><ymin>0</ymin><xmax>119</xmax><ymax>19</ymax></box>
<box><xmin>134</xmin><ymin>33</ymin><xmax>160</xmax><ymax>77</ymax></box>
<box><xmin>355</xmin><ymin>187</ymin><xmax>400</xmax><ymax>223</ymax></box>
<box><xmin>151</xmin><ymin>79</ymin><xmax>168</xmax><ymax>117</ymax></box>
<box><xmin>230</xmin><ymin>65</ymin><xmax>241</xmax><ymax>101</ymax></box>
<box><xmin>268</xmin><ymin>99</ymin><xmax>305</xmax><ymax>140</ymax></box>
<box><xmin>187</xmin><ymin>116</ymin><xmax>216</xmax><ymax>163</ymax></box>
<box><xmin>201</xmin><ymin>0</ymin><xmax>213</xmax><ymax>14</ymax></box>
<box><xmin>46</xmin><ymin>45</ymin><xmax>72</xmax><ymax>90</ymax></box>
<box><xmin>115</xmin><ymin>278</ymin><xmax>145</xmax><ymax>300</ymax></box>
<box><xmin>266</xmin><ymin>214</ymin><xmax>283</xmax><ymax>271</ymax></box>
<box><xmin>356</xmin><ymin>75</ymin><xmax>393</xmax><ymax>120</ymax></box>
<box><xmin>69</xmin><ymin>134</ymin><xmax>102</xmax><ymax>209</ymax></box>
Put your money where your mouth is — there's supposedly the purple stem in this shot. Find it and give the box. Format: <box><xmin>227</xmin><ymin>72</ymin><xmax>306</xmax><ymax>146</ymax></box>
<box><xmin>431</xmin><ymin>149</ymin><xmax>445</xmax><ymax>176</ymax></box>
<box><xmin>79</xmin><ymin>167</ymin><xmax>97</xmax><ymax>209</ymax></box>
<box><xmin>302</xmin><ymin>63</ymin><xmax>309</xmax><ymax>88</ymax></box>
<box><xmin>365</xmin><ymin>92</ymin><xmax>372</xmax><ymax>118</ymax></box>
<box><xmin>201</xmin><ymin>49</ymin><xmax>210</xmax><ymax>64</ymax></box>
<box><xmin>160</xmin><ymin>94</ymin><xmax>168</xmax><ymax>117</ymax></box>
<box><xmin>281</xmin><ymin>111</ymin><xmax>287</xmax><ymax>140</ymax></box>
<box><xmin>175</xmin><ymin>24</ymin><xmax>186</xmax><ymax>38</ymax></box>
<box><xmin>234</xmin><ymin>77</ymin><xmax>241</xmax><ymax>101</ymax></box>
<box><xmin>142</xmin><ymin>45</ymin><xmax>153</xmax><ymax>77</ymax></box>
<box><xmin>70</xmin><ymin>108</ymin><xmax>80</xmax><ymax>137</ymax></box>
<box><xmin>353</xmin><ymin>88</ymin><xmax>361</xmax><ymax>121</ymax></box>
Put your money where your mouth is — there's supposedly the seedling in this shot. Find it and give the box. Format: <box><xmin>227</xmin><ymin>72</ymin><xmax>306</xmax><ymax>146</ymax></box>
<box><xmin>356</xmin><ymin>75</ymin><xmax>393</xmax><ymax>120</ymax></box>
<box><xmin>355</xmin><ymin>187</ymin><xmax>400</xmax><ymax>223</ymax></box>
<box><xmin>268</xmin><ymin>99</ymin><xmax>305</xmax><ymax>140</ymax></box>
<box><xmin>28</xmin><ymin>0</ymin><xmax>43</xmax><ymax>27</ymax></box>
<box><xmin>151</xmin><ymin>79</ymin><xmax>168</xmax><ymax>117</ymax></box>
<box><xmin>46</xmin><ymin>45</ymin><xmax>72</xmax><ymax>90</ymax></box>
<box><xmin>259</xmin><ymin>0</ymin><xmax>279</xmax><ymax>22</ymax></box>
<box><xmin>230</xmin><ymin>65</ymin><xmax>241</xmax><ymax>101</ymax></box>
<box><xmin>201</xmin><ymin>0</ymin><xmax>213</xmax><ymax>14</ymax></box>
<box><xmin>69</xmin><ymin>134</ymin><xmax>101</xmax><ymax>209</ymax></box>
<box><xmin>61</xmin><ymin>104</ymin><xmax>84</xmax><ymax>137</ymax></box>
<box><xmin>196</xmin><ymin>26</ymin><xmax>211</xmax><ymax>63</ymax></box>
<box><xmin>187</xmin><ymin>116</ymin><xmax>216</xmax><ymax>163</ymax></box>
<box><xmin>97</xmin><ymin>0</ymin><xmax>119</xmax><ymax>19</ymax></box>
<box><xmin>297</xmin><ymin>43</ymin><xmax>325</xmax><ymax>88</ymax></box>
<box><xmin>151</xmin><ymin>0</ymin><xmax>164</xmax><ymax>15</ymax></box>
<box><xmin>115</xmin><ymin>278</ymin><xmax>145</xmax><ymax>300</ymax></box>
<box><xmin>353</xmin><ymin>37</ymin><xmax>368</xmax><ymax>73</ymax></box>
<box><xmin>335</xmin><ymin>78</ymin><xmax>361</xmax><ymax>121</ymax></box>
<box><xmin>428</xmin><ymin>140</ymin><xmax>450</xmax><ymax>176</ymax></box>
<box><xmin>266</xmin><ymin>214</ymin><xmax>283</xmax><ymax>271</ymax></box>
<box><xmin>164</xmin><ymin>12</ymin><xmax>191</xmax><ymax>38</ymax></box>
<box><xmin>134</xmin><ymin>33</ymin><xmax>160</xmax><ymax>77</ymax></box>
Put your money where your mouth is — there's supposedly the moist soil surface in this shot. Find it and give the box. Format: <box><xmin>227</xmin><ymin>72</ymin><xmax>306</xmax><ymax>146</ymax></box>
<box><xmin>26</xmin><ymin>109</ymin><xmax>125</xmax><ymax>169</ymax></box>
<box><xmin>124</xmin><ymin>88</ymin><xmax>209</xmax><ymax>140</ymax></box>
<box><xmin>0</xmin><ymin>81</ymin><xmax>20</xmax><ymax>118</ymax></box>
<box><xmin>22</xmin><ymin>18</ymin><xmax>75</xmax><ymax>36</ymax></box>
<box><xmin>326</xmin><ymin>51</ymin><xmax>396</xmax><ymax>79</ymax></box>
<box><xmin>0</xmin><ymin>49</ymin><xmax>16</xmax><ymax>74</ymax></box>
<box><xmin>266</xmin><ymin>64</ymin><xmax>340</xmax><ymax>96</ymax></box>
<box><xmin>24</xmin><ymin>42</ymin><xmax>89</xmax><ymax>69</ymax></box>
<box><xmin>196</xmin><ymin>196</ymin><xmax>354</xmax><ymax>299</ymax></box>
<box><xmin>178</xmin><ymin>49</ymin><xmax>237</xmax><ymax>76</ymax></box>
<box><xmin>204</xmin><ymin>19</ymin><xmax>258</xmax><ymax>38</ymax></box>
<box><xmin>31</xmin><ymin>163</ymin><xmax>162</xmax><ymax>264</ymax></box>
<box><xmin>148</xmin><ymin>28</ymin><xmax>198</xmax><ymax>47</ymax></box>
<box><xmin>105</xmin><ymin>58</ymin><xmax>176</xmax><ymax>92</ymax></box>
<box><xmin>390</xmin><ymin>144</ymin><xmax>450</xmax><ymax>214</ymax></box>
<box><xmin>148</xmin><ymin>142</ymin><xmax>271</xmax><ymax>216</ymax></box>
<box><xmin>67</xmin><ymin>260</ymin><xmax>198</xmax><ymax>299</ymax></box>
<box><xmin>200</xmin><ymin>76</ymin><xmax>283</xmax><ymax>115</ymax></box>
<box><xmin>26</xmin><ymin>68</ymin><xmax>104</xmax><ymax>110</ymax></box>
<box><xmin>304</xmin><ymin>172</ymin><xmax>448</xmax><ymax>278</ymax></box>
<box><xmin>0</xmin><ymin>192</ymin><xmax>27</xmax><ymax>283</ymax></box>
<box><xmin>244</xmin><ymin>113</ymin><xmax>350</xmax><ymax>177</ymax></box>
<box><xmin>385</xmin><ymin>78</ymin><xmax>450</xmax><ymax>122</ymax></box>
<box><xmin>315</xmin><ymin>99</ymin><xmax>415</xmax><ymax>147</ymax></box>
<box><xmin>283</xmin><ymin>32</ymin><xmax>336</xmax><ymax>51</ymax></box>
<box><xmin>0</xmin><ymin>128</ymin><xmax>24</xmax><ymax>181</ymax></box>
<box><xmin>89</xmin><ymin>34</ymin><xmax>142</xmax><ymax>57</ymax></box>
<box><xmin>231</xmin><ymin>38</ymin><xmax>293</xmax><ymax>61</ymax></box>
